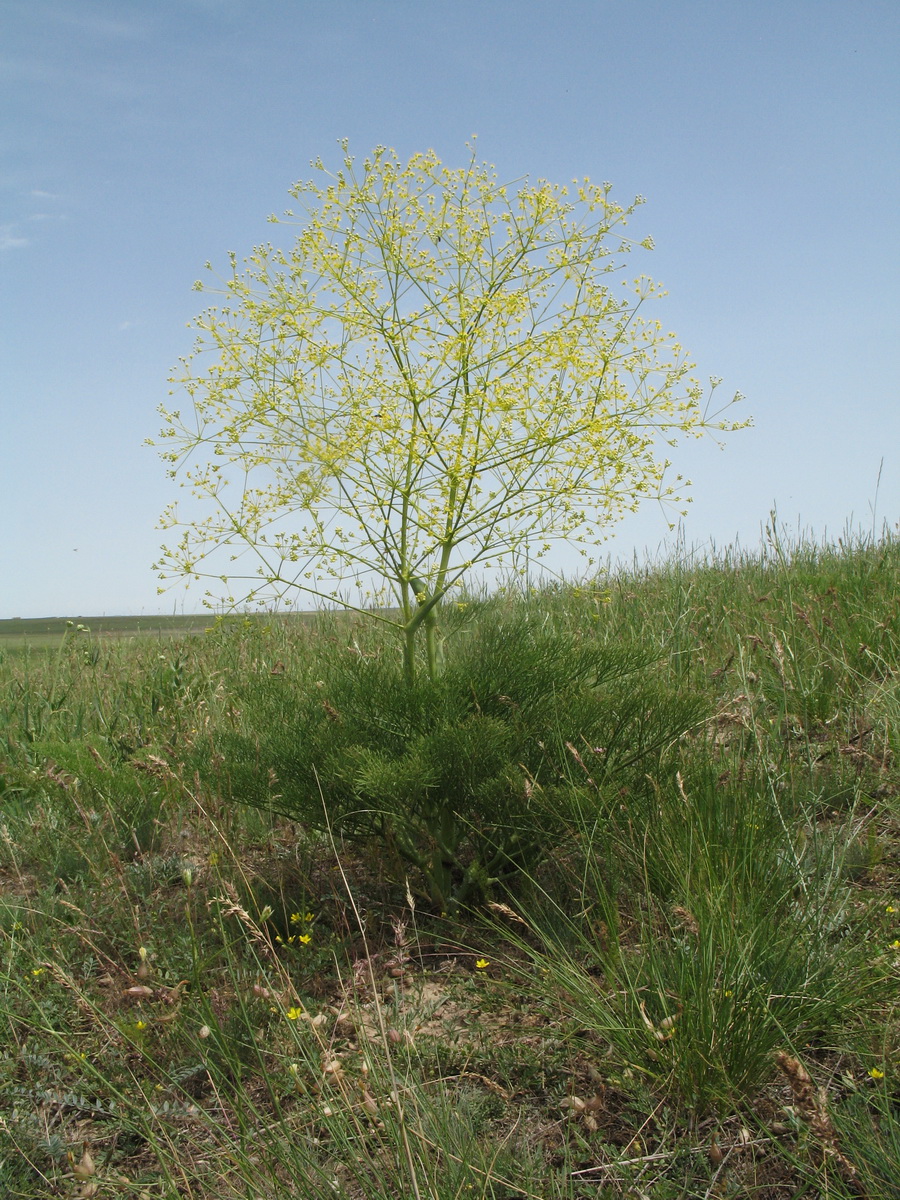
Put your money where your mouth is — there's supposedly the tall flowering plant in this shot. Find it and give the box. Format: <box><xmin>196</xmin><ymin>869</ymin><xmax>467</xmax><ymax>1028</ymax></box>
<box><xmin>156</xmin><ymin>143</ymin><xmax>743</xmax><ymax>681</ymax></box>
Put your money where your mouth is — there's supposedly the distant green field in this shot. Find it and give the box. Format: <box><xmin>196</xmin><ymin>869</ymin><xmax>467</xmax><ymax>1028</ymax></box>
<box><xmin>0</xmin><ymin>610</ymin><xmax>329</xmax><ymax>651</ymax></box>
<box><xmin>0</xmin><ymin>613</ymin><xmax>219</xmax><ymax>651</ymax></box>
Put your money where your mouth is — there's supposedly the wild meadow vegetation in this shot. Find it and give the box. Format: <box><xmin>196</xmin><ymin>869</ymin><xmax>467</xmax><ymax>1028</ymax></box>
<box><xmin>1</xmin><ymin>529</ymin><xmax>899</xmax><ymax>1198</ymax></box>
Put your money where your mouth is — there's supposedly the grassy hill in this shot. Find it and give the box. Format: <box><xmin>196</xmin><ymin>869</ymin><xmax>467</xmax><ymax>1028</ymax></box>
<box><xmin>1</xmin><ymin>533</ymin><xmax>898</xmax><ymax>1198</ymax></box>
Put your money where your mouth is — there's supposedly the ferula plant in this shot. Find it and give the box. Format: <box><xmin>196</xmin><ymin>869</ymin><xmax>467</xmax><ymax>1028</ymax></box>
<box><xmin>155</xmin><ymin>141</ymin><xmax>744</xmax><ymax>682</ymax></box>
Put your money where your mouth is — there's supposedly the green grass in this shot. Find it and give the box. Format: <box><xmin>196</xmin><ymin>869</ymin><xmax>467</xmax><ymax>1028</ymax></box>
<box><xmin>1</xmin><ymin>529</ymin><xmax>898</xmax><ymax>1197</ymax></box>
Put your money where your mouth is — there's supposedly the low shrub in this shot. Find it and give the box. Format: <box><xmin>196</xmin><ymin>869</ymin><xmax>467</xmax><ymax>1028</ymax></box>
<box><xmin>203</xmin><ymin>604</ymin><xmax>706</xmax><ymax>911</ymax></box>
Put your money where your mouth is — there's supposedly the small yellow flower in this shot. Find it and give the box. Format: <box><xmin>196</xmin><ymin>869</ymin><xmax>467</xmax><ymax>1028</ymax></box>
<box><xmin>297</xmin><ymin>933</ymin><xmax>312</xmax><ymax>945</ymax></box>
<box><xmin>285</xmin><ymin>1006</ymin><xmax>303</xmax><ymax>1021</ymax></box>
<box><xmin>31</xmin><ymin>968</ymin><xmax>44</xmax><ymax>978</ymax></box>
<box><xmin>135</xmin><ymin>1020</ymin><xmax>147</xmax><ymax>1031</ymax></box>
<box><xmin>474</xmin><ymin>959</ymin><xmax>490</xmax><ymax>970</ymax></box>
<box><xmin>869</xmin><ymin>1067</ymin><xmax>885</xmax><ymax>1079</ymax></box>
<box><xmin>891</xmin><ymin>940</ymin><xmax>900</xmax><ymax>950</ymax></box>
<box><xmin>887</xmin><ymin>905</ymin><xmax>897</xmax><ymax>913</ymax></box>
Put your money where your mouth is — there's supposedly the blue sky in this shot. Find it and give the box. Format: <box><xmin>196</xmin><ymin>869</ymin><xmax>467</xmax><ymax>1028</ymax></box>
<box><xmin>2</xmin><ymin>0</ymin><xmax>898</xmax><ymax>617</ymax></box>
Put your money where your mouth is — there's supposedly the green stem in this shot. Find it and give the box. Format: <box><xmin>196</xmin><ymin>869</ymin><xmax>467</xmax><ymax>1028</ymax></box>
<box><xmin>425</xmin><ymin>617</ymin><xmax>438</xmax><ymax>681</ymax></box>
<box><xmin>403</xmin><ymin>624</ymin><xmax>417</xmax><ymax>688</ymax></box>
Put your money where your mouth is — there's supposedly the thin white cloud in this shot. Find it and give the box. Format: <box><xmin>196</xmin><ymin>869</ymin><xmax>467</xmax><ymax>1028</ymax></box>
<box><xmin>183</xmin><ymin>0</ymin><xmax>244</xmax><ymax>12</ymax></box>
<box><xmin>0</xmin><ymin>224</ymin><xmax>29</xmax><ymax>251</ymax></box>
<box><xmin>19</xmin><ymin>2</ymin><xmax>147</xmax><ymax>40</ymax></box>
<box><xmin>59</xmin><ymin>14</ymin><xmax>147</xmax><ymax>39</ymax></box>
<box><xmin>0</xmin><ymin>53</ymin><xmax>56</xmax><ymax>85</ymax></box>
<box><xmin>31</xmin><ymin>189</ymin><xmax>58</xmax><ymax>199</ymax></box>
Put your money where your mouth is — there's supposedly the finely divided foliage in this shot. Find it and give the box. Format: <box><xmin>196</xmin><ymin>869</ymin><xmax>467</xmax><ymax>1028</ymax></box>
<box><xmin>155</xmin><ymin>143</ymin><xmax>743</xmax><ymax>678</ymax></box>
